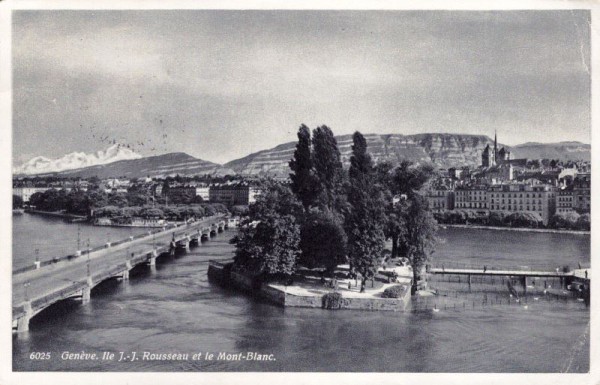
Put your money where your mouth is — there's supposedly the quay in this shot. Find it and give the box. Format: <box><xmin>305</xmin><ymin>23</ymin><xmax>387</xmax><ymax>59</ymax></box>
<box><xmin>12</xmin><ymin>215</ymin><xmax>228</xmax><ymax>333</ymax></box>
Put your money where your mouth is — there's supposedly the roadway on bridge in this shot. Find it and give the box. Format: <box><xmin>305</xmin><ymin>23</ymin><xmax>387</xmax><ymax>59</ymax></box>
<box><xmin>13</xmin><ymin>215</ymin><xmax>226</xmax><ymax>308</ymax></box>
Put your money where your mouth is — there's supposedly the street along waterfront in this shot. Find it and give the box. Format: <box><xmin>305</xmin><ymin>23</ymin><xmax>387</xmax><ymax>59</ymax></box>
<box><xmin>13</xmin><ymin>222</ymin><xmax>590</xmax><ymax>372</ymax></box>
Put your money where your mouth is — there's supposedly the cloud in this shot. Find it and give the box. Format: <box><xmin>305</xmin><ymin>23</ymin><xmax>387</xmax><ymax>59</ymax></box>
<box><xmin>13</xmin><ymin>10</ymin><xmax>590</xmax><ymax>164</ymax></box>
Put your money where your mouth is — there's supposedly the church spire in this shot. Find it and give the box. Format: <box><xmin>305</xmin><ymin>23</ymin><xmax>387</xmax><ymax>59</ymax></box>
<box><xmin>494</xmin><ymin>130</ymin><xmax>497</xmax><ymax>154</ymax></box>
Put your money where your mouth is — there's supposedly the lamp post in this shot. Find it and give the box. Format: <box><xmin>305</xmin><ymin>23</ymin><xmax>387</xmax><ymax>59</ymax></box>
<box><xmin>77</xmin><ymin>224</ymin><xmax>81</xmax><ymax>251</ymax></box>
<box><xmin>86</xmin><ymin>238</ymin><xmax>91</xmax><ymax>277</ymax></box>
<box><xmin>24</xmin><ymin>282</ymin><xmax>30</xmax><ymax>302</ymax></box>
<box><xmin>34</xmin><ymin>248</ymin><xmax>39</xmax><ymax>266</ymax></box>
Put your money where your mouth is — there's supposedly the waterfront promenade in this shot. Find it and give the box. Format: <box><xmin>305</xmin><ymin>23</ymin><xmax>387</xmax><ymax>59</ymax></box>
<box><xmin>12</xmin><ymin>215</ymin><xmax>227</xmax><ymax>332</ymax></box>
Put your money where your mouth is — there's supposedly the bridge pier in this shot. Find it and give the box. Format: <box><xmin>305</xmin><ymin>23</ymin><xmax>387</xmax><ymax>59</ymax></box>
<box><xmin>81</xmin><ymin>277</ymin><xmax>93</xmax><ymax>304</ymax></box>
<box><xmin>17</xmin><ymin>301</ymin><xmax>33</xmax><ymax>333</ymax></box>
<box><xmin>149</xmin><ymin>249</ymin><xmax>158</xmax><ymax>266</ymax></box>
<box><xmin>122</xmin><ymin>261</ymin><xmax>132</xmax><ymax>281</ymax></box>
<box><xmin>184</xmin><ymin>236</ymin><xmax>191</xmax><ymax>252</ymax></box>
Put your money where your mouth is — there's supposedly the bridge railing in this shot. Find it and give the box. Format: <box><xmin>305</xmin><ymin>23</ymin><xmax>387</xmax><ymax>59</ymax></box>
<box><xmin>13</xmin><ymin>215</ymin><xmax>227</xmax><ymax>275</ymax></box>
<box><xmin>13</xmin><ymin>281</ymin><xmax>90</xmax><ymax>315</ymax></box>
<box><xmin>428</xmin><ymin>260</ymin><xmax>584</xmax><ymax>273</ymax></box>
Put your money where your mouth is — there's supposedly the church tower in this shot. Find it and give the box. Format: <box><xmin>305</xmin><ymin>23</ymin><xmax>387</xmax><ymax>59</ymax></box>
<box><xmin>493</xmin><ymin>130</ymin><xmax>498</xmax><ymax>165</ymax></box>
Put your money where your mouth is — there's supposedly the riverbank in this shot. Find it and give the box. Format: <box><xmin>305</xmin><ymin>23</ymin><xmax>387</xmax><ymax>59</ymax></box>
<box><xmin>442</xmin><ymin>224</ymin><xmax>589</xmax><ymax>235</ymax></box>
<box><xmin>25</xmin><ymin>209</ymin><xmax>87</xmax><ymax>221</ymax></box>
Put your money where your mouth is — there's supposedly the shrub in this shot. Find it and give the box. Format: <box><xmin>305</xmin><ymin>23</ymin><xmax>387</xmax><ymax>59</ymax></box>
<box><xmin>577</xmin><ymin>214</ymin><xmax>590</xmax><ymax>231</ymax></box>
<box><xmin>550</xmin><ymin>212</ymin><xmax>580</xmax><ymax>230</ymax></box>
<box><xmin>322</xmin><ymin>292</ymin><xmax>344</xmax><ymax>309</ymax></box>
<box><xmin>381</xmin><ymin>284</ymin><xmax>408</xmax><ymax>298</ymax></box>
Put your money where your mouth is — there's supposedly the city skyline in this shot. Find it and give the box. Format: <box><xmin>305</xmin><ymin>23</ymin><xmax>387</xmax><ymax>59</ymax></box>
<box><xmin>13</xmin><ymin>10</ymin><xmax>591</xmax><ymax>165</ymax></box>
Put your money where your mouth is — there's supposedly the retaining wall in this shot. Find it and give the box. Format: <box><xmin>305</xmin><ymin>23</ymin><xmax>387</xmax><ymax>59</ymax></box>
<box><xmin>209</xmin><ymin>262</ymin><xmax>411</xmax><ymax>312</ymax></box>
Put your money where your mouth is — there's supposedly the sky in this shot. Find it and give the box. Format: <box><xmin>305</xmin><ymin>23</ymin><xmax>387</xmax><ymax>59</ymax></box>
<box><xmin>13</xmin><ymin>10</ymin><xmax>591</xmax><ymax>165</ymax></box>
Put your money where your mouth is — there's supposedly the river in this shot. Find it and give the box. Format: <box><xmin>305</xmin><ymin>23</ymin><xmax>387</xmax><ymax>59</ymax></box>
<box><xmin>12</xmin><ymin>214</ymin><xmax>590</xmax><ymax>372</ymax></box>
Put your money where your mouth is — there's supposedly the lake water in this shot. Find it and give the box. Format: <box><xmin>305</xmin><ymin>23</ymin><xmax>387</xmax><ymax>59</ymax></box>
<box><xmin>12</xmin><ymin>214</ymin><xmax>590</xmax><ymax>372</ymax></box>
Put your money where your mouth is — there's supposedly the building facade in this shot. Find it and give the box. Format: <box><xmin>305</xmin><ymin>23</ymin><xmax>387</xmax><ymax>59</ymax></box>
<box><xmin>573</xmin><ymin>173</ymin><xmax>591</xmax><ymax>213</ymax></box>
<box><xmin>488</xmin><ymin>183</ymin><xmax>556</xmax><ymax>225</ymax></box>
<box><xmin>209</xmin><ymin>184</ymin><xmax>251</xmax><ymax>205</ymax></box>
<box><xmin>13</xmin><ymin>187</ymin><xmax>51</xmax><ymax>203</ymax></box>
<box><xmin>425</xmin><ymin>188</ymin><xmax>455</xmax><ymax>212</ymax></box>
<box><xmin>556</xmin><ymin>187</ymin><xmax>575</xmax><ymax>214</ymax></box>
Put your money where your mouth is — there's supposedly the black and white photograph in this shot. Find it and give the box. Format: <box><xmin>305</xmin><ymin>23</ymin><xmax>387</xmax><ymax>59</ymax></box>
<box><xmin>2</xmin><ymin>1</ymin><xmax>597</xmax><ymax>383</ymax></box>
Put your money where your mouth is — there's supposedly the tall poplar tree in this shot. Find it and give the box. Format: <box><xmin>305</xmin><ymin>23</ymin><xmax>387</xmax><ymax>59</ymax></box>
<box><xmin>312</xmin><ymin>125</ymin><xmax>344</xmax><ymax>210</ymax></box>
<box><xmin>289</xmin><ymin>124</ymin><xmax>318</xmax><ymax>212</ymax></box>
<box><xmin>345</xmin><ymin>132</ymin><xmax>386</xmax><ymax>292</ymax></box>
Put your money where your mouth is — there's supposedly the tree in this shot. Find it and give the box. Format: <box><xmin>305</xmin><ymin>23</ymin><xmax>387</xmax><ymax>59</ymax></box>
<box><xmin>312</xmin><ymin>125</ymin><xmax>344</xmax><ymax>210</ymax></box>
<box><xmin>504</xmin><ymin>212</ymin><xmax>542</xmax><ymax>228</ymax></box>
<box><xmin>108</xmin><ymin>193</ymin><xmax>129</xmax><ymax>207</ymax></box>
<box><xmin>231</xmin><ymin>205</ymin><xmax>249</xmax><ymax>217</ymax></box>
<box><xmin>345</xmin><ymin>132</ymin><xmax>386</xmax><ymax>292</ymax></box>
<box><xmin>576</xmin><ymin>213</ymin><xmax>590</xmax><ymax>231</ymax></box>
<box><xmin>376</xmin><ymin>161</ymin><xmax>434</xmax><ymax>258</ymax></box>
<box><xmin>299</xmin><ymin>208</ymin><xmax>347</xmax><ymax>274</ymax></box>
<box><xmin>391</xmin><ymin>161</ymin><xmax>435</xmax><ymax>197</ymax></box>
<box><xmin>13</xmin><ymin>195</ymin><xmax>23</xmax><ymax>209</ymax></box>
<box><xmin>231</xmin><ymin>180</ymin><xmax>302</xmax><ymax>281</ymax></box>
<box><xmin>550</xmin><ymin>212</ymin><xmax>580</xmax><ymax>230</ymax></box>
<box><xmin>397</xmin><ymin>195</ymin><xmax>437</xmax><ymax>294</ymax></box>
<box><xmin>289</xmin><ymin>124</ymin><xmax>319</xmax><ymax>211</ymax></box>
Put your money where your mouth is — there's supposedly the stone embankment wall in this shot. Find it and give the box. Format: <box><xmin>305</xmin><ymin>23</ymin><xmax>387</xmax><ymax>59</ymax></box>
<box><xmin>208</xmin><ymin>261</ymin><xmax>411</xmax><ymax>312</ymax></box>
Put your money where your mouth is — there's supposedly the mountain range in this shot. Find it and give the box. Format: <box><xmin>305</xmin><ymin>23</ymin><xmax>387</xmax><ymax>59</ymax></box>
<box><xmin>14</xmin><ymin>144</ymin><xmax>142</xmax><ymax>175</ymax></box>
<box><xmin>13</xmin><ymin>134</ymin><xmax>591</xmax><ymax>179</ymax></box>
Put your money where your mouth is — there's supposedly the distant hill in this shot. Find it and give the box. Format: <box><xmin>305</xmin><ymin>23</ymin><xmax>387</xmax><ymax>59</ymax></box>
<box><xmin>14</xmin><ymin>135</ymin><xmax>590</xmax><ymax>179</ymax></box>
<box><xmin>15</xmin><ymin>152</ymin><xmax>234</xmax><ymax>179</ymax></box>
<box><xmin>224</xmin><ymin>133</ymin><xmax>503</xmax><ymax>177</ymax></box>
<box><xmin>509</xmin><ymin>141</ymin><xmax>591</xmax><ymax>161</ymax></box>
<box><xmin>224</xmin><ymin>135</ymin><xmax>591</xmax><ymax>177</ymax></box>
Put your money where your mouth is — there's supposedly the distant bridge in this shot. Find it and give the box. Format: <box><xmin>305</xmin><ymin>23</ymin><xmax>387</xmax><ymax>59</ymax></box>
<box><xmin>12</xmin><ymin>215</ymin><xmax>228</xmax><ymax>333</ymax></box>
<box><xmin>427</xmin><ymin>265</ymin><xmax>591</xmax><ymax>292</ymax></box>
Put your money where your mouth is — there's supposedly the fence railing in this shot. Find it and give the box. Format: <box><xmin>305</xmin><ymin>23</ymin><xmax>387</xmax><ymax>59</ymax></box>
<box><xmin>429</xmin><ymin>260</ymin><xmax>589</xmax><ymax>273</ymax></box>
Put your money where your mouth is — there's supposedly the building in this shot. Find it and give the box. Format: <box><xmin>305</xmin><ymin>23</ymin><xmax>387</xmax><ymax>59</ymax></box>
<box><xmin>481</xmin><ymin>131</ymin><xmax>511</xmax><ymax>168</ymax></box>
<box><xmin>196</xmin><ymin>186</ymin><xmax>210</xmax><ymax>201</ymax></box>
<box><xmin>13</xmin><ymin>187</ymin><xmax>51</xmax><ymax>203</ymax></box>
<box><xmin>167</xmin><ymin>186</ymin><xmax>197</xmax><ymax>200</ymax></box>
<box><xmin>248</xmin><ymin>187</ymin><xmax>260</xmax><ymax>204</ymax></box>
<box><xmin>425</xmin><ymin>188</ymin><xmax>455</xmax><ymax>212</ymax></box>
<box><xmin>454</xmin><ymin>186</ymin><xmax>489</xmax><ymax>215</ymax></box>
<box><xmin>488</xmin><ymin>183</ymin><xmax>556</xmax><ymax>225</ymax></box>
<box><xmin>573</xmin><ymin>173</ymin><xmax>591</xmax><ymax>213</ymax></box>
<box><xmin>209</xmin><ymin>184</ymin><xmax>252</xmax><ymax>205</ymax></box>
<box><xmin>556</xmin><ymin>186</ymin><xmax>575</xmax><ymax>214</ymax></box>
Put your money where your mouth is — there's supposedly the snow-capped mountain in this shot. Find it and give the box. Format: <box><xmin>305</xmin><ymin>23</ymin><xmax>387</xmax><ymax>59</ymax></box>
<box><xmin>13</xmin><ymin>144</ymin><xmax>142</xmax><ymax>175</ymax></box>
